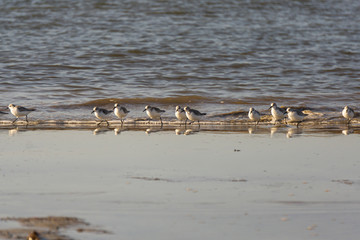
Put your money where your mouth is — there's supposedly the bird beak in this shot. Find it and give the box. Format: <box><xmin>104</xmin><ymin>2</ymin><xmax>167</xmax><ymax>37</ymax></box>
<box><xmin>91</xmin><ymin>110</ymin><xmax>94</xmax><ymax>114</ymax></box>
<box><xmin>268</xmin><ymin>106</ymin><xmax>272</xmax><ymax>110</ymax></box>
<box><xmin>143</xmin><ymin>109</ymin><xmax>146</xmax><ymax>112</ymax></box>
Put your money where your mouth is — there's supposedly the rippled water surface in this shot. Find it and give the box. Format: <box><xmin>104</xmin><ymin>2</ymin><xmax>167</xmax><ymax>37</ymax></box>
<box><xmin>1</xmin><ymin>0</ymin><xmax>359</xmax><ymax>120</ymax></box>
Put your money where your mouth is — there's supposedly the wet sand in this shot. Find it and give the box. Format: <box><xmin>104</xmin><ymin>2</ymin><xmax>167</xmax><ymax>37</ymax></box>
<box><xmin>0</xmin><ymin>129</ymin><xmax>359</xmax><ymax>240</ymax></box>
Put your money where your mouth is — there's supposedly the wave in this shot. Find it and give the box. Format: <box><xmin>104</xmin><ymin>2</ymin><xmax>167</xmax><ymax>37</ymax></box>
<box><xmin>49</xmin><ymin>96</ymin><xmax>349</xmax><ymax>115</ymax></box>
<box><xmin>52</xmin><ymin>96</ymin><xmax>221</xmax><ymax>109</ymax></box>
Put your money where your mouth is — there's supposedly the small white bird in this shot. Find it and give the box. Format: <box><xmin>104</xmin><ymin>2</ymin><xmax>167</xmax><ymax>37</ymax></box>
<box><xmin>269</xmin><ymin>103</ymin><xmax>287</xmax><ymax>124</ymax></box>
<box><xmin>143</xmin><ymin>105</ymin><xmax>166</xmax><ymax>126</ymax></box>
<box><xmin>248</xmin><ymin>107</ymin><xmax>261</xmax><ymax>125</ymax></box>
<box><xmin>342</xmin><ymin>106</ymin><xmax>355</xmax><ymax>124</ymax></box>
<box><xmin>113</xmin><ymin>103</ymin><xmax>130</xmax><ymax>124</ymax></box>
<box><xmin>286</xmin><ymin>108</ymin><xmax>308</xmax><ymax>127</ymax></box>
<box><xmin>8</xmin><ymin>104</ymin><xmax>36</xmax><ymax>124</ymax></box>
<box><xmin>175</xmin><ymin>106</ymin><xmax>187</xmax><ymax>125</ymax></box>
<box><xmin>184</xmin><ymin>106</ymin><xmax>206</xmax><ymax>126</ymax></box>
<box><xmin>91</xmin><ymin>106</ymin><xmax>113</xmax><ymax>126</ymax></box>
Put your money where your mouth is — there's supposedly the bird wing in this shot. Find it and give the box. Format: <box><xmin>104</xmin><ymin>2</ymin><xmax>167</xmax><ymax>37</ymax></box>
<box><xmin>101</xmin><ymin>109</ymin><xmax>113</xmax><ymax>114</ymax></box>
<box><xmin>279</xmin><ymin>107</ymin><xmax>287</xmax><ymax>114</ymax></box>
<box><xmin>295</xmin><ymin>109</ymin><xmax>308</xmax><ymax>116</ymax></box>
<box><xmin>18</xmin><ymin>106</ymin><xmax>36</xmax><ymax>111</ymax></box>
<box><xmin>121</xmin><ymin>107</ymin><xmax>130</xmax><ymax>113</ymax></box>
<box><xmin>153</xmin><ymin>107</ymin><xmax>165</xmax><ymax>113</ymax></box>
<box><xmin>192</xmin><ymin>109</ymin><xmax>206</xmax><ymax>115</ymax></box>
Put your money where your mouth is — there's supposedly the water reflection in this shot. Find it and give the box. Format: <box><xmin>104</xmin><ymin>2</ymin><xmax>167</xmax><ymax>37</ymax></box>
<box><xmin>114</xmin><ymin>127</ymin><xmax>128</xmax><ymax>135</ymax></box>
<box><xmin>248</xmin><ymin>127</ymin><xmax>257</xmax><ymax>135</ymax></box>
<box><xmin>8</xmin><ymin>127</ymin><xmax>19</xmax><ymax>136</ymax></box>
<box><xmin>342</xmin><ymin>128</ymin><xmax>354</xmax><ymax>135</ymax></box>
<box><xmin>175</xmin><ymin>128</ymin><xmax>184</xmax><ymax>135</ymax></box>
<box><xmin>145</xmin><ymin>128</ymin><xmax>163</xmax><ymax>135</ymax></box>
<box><xmin>93</xmin><ymin>128</ymin><xmax>110</xmax><ymax>135</ymax></box>
<box><xmin>184</xmin><ymin>129</ymin><xmax>200</xmax><ymax>136</ymax></box>
<box><xmin>0</xmin><ymin>124</ymin><xmax>359</xmax><ymax>138</ymax></box>
<box><xmin>286</xmin><ymin>128</ymin><xmax>303</xmax><ymax>138</ymax></box>
<box><xmin>270</xmin><ymin>127</ymin><xmax>281</xmax><ymax>137</ymax></box>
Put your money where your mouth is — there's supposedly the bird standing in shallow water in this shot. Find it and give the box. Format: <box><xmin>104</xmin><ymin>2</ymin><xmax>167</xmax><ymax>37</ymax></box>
<box><xmin>175</xmin><ymin>106</ymin><xmax>187</xmax><ymax>125</ymax></box>
<box><xmin>113</xmin><ymin>103</ymin><xmax>130</xmax><ymax>125</ymax></box>
<box><xmin>91</xmin><ymin>106</ymin><xmax>113</xmax><ymax>126</ymax></box>
<box><xmin>8</xmin><ymin>104</ymin><xmax>36</xmax><ymax>124</ymax></box>
<box><xmin>184</xmin><ymin>106</ymin><xmax>206</xmax><ymax>126</ymax></box>
<box><xmin>248</xmin><ymin>107</ymin><xmax>261</xmax><ymax>125</ymax></box>
<box><xmin>143</xmin><ymin>105</ymin><xmax>166</xmax><ymax>126</ymax></box>
<box><xmin>342</xmin><ymin>106</ymin><xmax>355</xmax><ymax>125</ymax></box>
<box><xmin>286</xmin><ymin>108</ymin><xmax>308</xmax><ymax>127</ymax></box>
<box><xmin>269</xmin><ymin>103</ymin><xmax>287</xmax><ymax>124</ymax></box>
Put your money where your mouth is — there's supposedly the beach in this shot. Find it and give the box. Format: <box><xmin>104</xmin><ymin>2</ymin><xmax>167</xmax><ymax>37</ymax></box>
<box><xmin>0</xmin><ymin>127</ymin><xmax>359</xmax><ymax>240</ymax></box>
<box><xmin>1</xmin><ymin>0</ymin><xmax>360</xmax><ymax>239</ymax></box>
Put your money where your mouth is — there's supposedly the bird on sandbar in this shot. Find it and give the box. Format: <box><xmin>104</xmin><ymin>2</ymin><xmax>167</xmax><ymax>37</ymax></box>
<box><xmin>113</xmin><ymin>103</ymin><xmax>130</xmax><ymax>125</ymax></box>
<box><xmin>8</xmin><ymin>104</ymin><xmax>36</xmax><ymax>124</ymax></box>
<box><xmin>184</xmin><ymin>106</ymin><xmax>206</xmax><ymax>126</ymax></box>
<box><xmin>91</xmin><ymin>106</ymin><xmax>113</xmax><ymax>126</ymax></box>
<box><xmin>248</xmin><ymin>107</ymin><xmax>261</xmax><ymax>125</ymax></box>
<box><xmin>342</xmin><ymin>106</ymin><xmax>355</xmax><ymax>125</ymax></box>
<box><xmin>269</xmin><ymin>103</ymin><xmax>287</xmax><ymax>124</ymax></box>
<box><xmin>286</xmin><ymin>108</ymin><xmax>308</xmax><ymax>127</ymax></box>
<box><xmin>143</xmin><ymin>105</ymin><xmax>166</xmax><ymax>126</ymax></box>
<box><xmin>175</xmin><ymin>106</ymin><xmax>187</xmax><ymax>125</ymax></box>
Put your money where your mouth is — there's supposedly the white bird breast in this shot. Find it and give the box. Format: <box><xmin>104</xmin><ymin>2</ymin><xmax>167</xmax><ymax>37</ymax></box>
<box><xmin>146</xmin><ymin>109</ymin><xmax>161</xmax><ymax>119</ymax></box>
<box><xmin>10</xmin><ymin>107</ymin><xmax>29</xmax><ymax>117</ymax></box>
<box><xmin>95</xmin><ymin>111</ymin><xmax>110</xmax><ymax>120</ymax></box>
<box><xmin>175</xmin><ymin>110</ymin><xmax>187</xmax><ymax>120</ymax></box>
<box><xmin>342</xmin><ymin>108</ymin><xmax>354</xmax><ymax>119</ymax></box>
<box><xmin>271</xmin><ymin>107</ymin><xmax>285</xmax><ymax>120</ymax></box>
<box><xmin>288</xmin><ymin>111</ymin><xmax>304</xmax><ymax>121</ymax></box>
<box><xmin>185</xmin><ymin>112</ymin><xmax>203</xmax><ymax>121</ymax></box>
<box><xmin>115</xmin><ymin>108</ymin><xmax>128</xmax><ymax>118</ymax></box>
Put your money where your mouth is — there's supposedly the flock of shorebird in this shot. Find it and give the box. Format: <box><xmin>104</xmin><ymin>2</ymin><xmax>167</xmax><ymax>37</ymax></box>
<box><xmin>0</xmin><ymin>103</ymin><xmax>356</xmax><ymax>127</ymax></box>
<box><xmin>91</xmin><ymin>104</ymin><xmax>207</xmax><ymax>126</ymax></box>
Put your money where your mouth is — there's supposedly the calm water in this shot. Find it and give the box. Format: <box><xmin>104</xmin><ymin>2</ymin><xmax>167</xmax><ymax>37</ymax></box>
<box><xmin>0</xmin><ymin>0</ymin><xmax>359</xmax><ymax>120</ymax></box>
<box><xmin>0</xmin><ymin>130</ymin><xmax>360</xmax><ymax>240</ymax></box>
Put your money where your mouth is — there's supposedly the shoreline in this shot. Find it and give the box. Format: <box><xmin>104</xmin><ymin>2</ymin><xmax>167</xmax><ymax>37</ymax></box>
<box><xmin>0</xmin><ymin>117</ymin><xmax>359</xmax><ymax>133</ymax></box>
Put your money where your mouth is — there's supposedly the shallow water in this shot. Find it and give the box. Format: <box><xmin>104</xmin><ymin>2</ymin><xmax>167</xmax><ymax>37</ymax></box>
<box><xmin>1</xmin><ymin>0</ymin><xmax>360</xmax><ymax>120</ymax></box>
<box><xmin>0</xmin><ymin>130</ymin><xmax>359</xmax><ymax>240</ymax></box>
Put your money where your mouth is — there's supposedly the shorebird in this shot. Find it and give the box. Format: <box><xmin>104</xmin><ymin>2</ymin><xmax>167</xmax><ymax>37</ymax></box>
<box><xmin>143</xmin><ymin>105</ymin><xmax>166</xmax><ymax>126</ymax></box>
<box><xmin>91</xmin><ymin>106</ymin><xmax>113</xmax><ymax>126</ymax></box>
<box><xmin>248</xmin><ymin>107</ymin><xmax>261</xmax><ymax>125</ymax></box>
<box><xmin>8</xmin><ymin>104</ymin><xmax>36</xmax><ymax>124</ymax></box>
<box><xmin>184</xmin><ymin>106</ymin><xmax>206</xmax><ymax>126</ymax></box>
<box><xmin>342</xmin><ymin>106</ymin><xmax>355</xmax><ymax>124</ymax></box>
<box><xmin>269</xmin><ymin>103</ymin><xmax>287</xmax><ymax>124</ymax></box>
<box><xmin>286</xmin><ymin>108</ymin><xmax>308</xmax><ymax>127</ymax></box>
<box><xmin>175</xmin><ymin>106</ymin><xmax>187</xmax><ymax>125</ymax></box>
<box><xmin>113</xmin><ymin>103</ymin><xmax>130</xmax><ymax>124</ymax></box>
